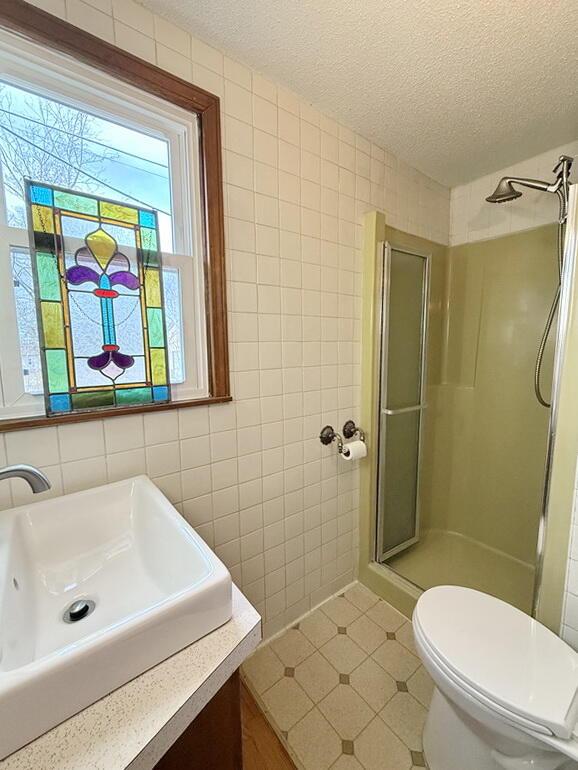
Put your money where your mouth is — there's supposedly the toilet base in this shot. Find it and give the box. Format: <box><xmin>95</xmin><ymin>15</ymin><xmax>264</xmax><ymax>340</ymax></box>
<box><xmin>423</xmin><ymin>688</ymin><xmax>578</xmax><ymax>770</ymax></box>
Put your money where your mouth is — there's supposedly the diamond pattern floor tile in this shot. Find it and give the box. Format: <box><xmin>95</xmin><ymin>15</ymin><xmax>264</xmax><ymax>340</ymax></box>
<box><xmin>331</xmin><ymin>755</ymin><xmax>364</xmax><ymax>769</ymax></box>
<box><xmin>372</xmin><ymin>639</ymin><xmax>421</xmax><ymax>681</ymax></box>
<box><xmin>347</xmin><ymin>613</ymin><xmax>388</xmax><ymax>654</ymax></box>
<box><xmin>242</xmin><ymin>582</ymin><xmax>432</xmax><ymax>770</ymax></box>
<box><xmin>380</xmin><ymin>692</ymin><xmax>427</xmax><ymax>750</ymax></box>
<box><xmin>349</xmin><ymin>656</ymin><xmax>397</xmax><ymax>712</ymax></box>
<box><xmin>407</xmin><ymin>666</ymin><xmax>435</xmax><ymax>708</ymax></box>
<box><xmin>318</xmin><ymin>684</ymin><xmax>374</xmax><ymax>740</ymax></box>
<box><xmin>343</xmin><ymin>583</ymin><xmax>380</xmax><ymax>612</ymax></box>
<box><xmin>241</xmin><ymin>644</ymin><xmax>285</xmax><ymax>694</ymax></box>
<box><xmin>300</xmin><ymin>607</ymin><xmax>339</xmax><ymax>648</ymax></box>
<box><xmin>320</xmin><ymin>633</ymin><xmax>367</xmax><ymax>674</ymax></box>
<box><xmin>271</xmin><ymin>627</ymin><xmax>315</xmax><ymax>667</ymax></box>
<box><xmin>354</xmin><ymin>715</ymin><xmax>412</xmax><ymax>770</ymax></box>
<box><xmin>321</xmin><ymin>596</ymin><xmax>362</xmax><ymax>627</ymax></box>
<box><xmin>288</xmin><ymin>707</ymin><xmax>342</xmax><ymax>770</ymax></box>
<box><xmin>261</xmin><ymin>676</ymin><xmax>313</xmax><ymax>731</ymax></box>
<box><xmin>366</xmin><ymin>600</ymin><xmax>407</xmax><ymax>632</ymax></box>
<box><xmin>295</xmin><ymin>650</ymin><xmax>340</xmax><ymax>702</ymax></box>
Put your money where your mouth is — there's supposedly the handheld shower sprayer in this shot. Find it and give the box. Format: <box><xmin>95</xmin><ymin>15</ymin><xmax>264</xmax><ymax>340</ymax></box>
<box><xmin>486</xmin><ymin>155</ymin><xmax>574</xmax><ymax>407</ymax></box>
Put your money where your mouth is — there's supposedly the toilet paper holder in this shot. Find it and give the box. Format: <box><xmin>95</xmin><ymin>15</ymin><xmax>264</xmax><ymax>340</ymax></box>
<box><xmin>319</xmin><ymin>420</ymin><xmax>366</xmax><ymax>454</ymax></box>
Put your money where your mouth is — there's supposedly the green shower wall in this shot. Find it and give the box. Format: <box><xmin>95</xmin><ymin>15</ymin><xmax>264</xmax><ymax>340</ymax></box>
<box><xmin>421</xmin><ymin>224</ymin><xmax>558</xmax><ymax>565</ymax></box>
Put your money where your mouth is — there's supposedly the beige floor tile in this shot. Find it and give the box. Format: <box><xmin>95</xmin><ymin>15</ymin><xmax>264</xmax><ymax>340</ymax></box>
<box><xmin>300</xmin><ymin>607</ymin><xmax>339</xmax><ymax>648</ymax></box>
<box><xmin>242</xmin><ymin>643</ymin><xmax>285</xmax><ymax>694</ymax></box>
<box><xmin>372</xmin><ymin>639</ymin><xmax>420</xmax><ymax>681</ymax></box>
<box><xmin>347</xmin><ymin>614</ymin><xmax>387</xmax><ymax>654</ymax></box>
<box><xmin>366</xmin><ymin>600</ymin><xmax>407</xmax><ymax>632</ymax></box>
<box><xmin>321</xmin><ymin>596</ymin><xmax>362</xmax><ymax>627</ymax></box>
<box><xmin>262</xmin><ymin>676</ymin><xmax>313</xmax><ymax>731</ymax></box>
<box><xmin>349</xmin><ymin>656</ymin><xmax>397</xmax><ymax>712</ymax></box>
<box><xmin>320</xmin><ymin>634</ymin><xmax>367</xmax><ymax>674</ymax></box>
<box><xmin>354</xmin><ymin>716</ymin><xmax>412</xmax><ymax>770</ymax></box>
<box><xmin>288</xmin><ymin>707</ymin><xmax>342</xmax><ymax>770</ymax></box>
<box><xmin>397</xmin><ymin>621</ymin><xmax>418</xmax><ymax>654</ymax></box>
<box><xmin>319</xmin><ymin>684</ymin><xmax>374</xmax><ymax>739</ymax></box>
<box><xmin>380</xmin><ymin>692</ymin><xmax>427</xmax><ymax>750</ymax></box>
<box><xmin>271</xmin><ymin>627</ymin><xmax>315</xmax><ymax>667</ymax></box>
<box><xmin>343</xmin><ymin>582</ymin><xmax>380</xmax><ymax>612</ymax></box>
<box><xmin>331</xmin><ymin>755</ymin><xmax>364</xmax><ymax>769</ymax></box>
<box><xmin>295</xmin><ymin>650</ymin><xmax>340</xmax><ymax>702</ymax></box>
<box><xmin>407</xmin><ymin>666</ymin><xmax>435</xmax><ymax>708</ymax></box>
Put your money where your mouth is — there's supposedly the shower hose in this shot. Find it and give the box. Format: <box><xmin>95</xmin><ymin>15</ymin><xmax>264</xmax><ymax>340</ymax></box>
<box><xmin>534</xmin><ymin>207</ymin><xmax>565</xmax><ymax>408</ymax></box>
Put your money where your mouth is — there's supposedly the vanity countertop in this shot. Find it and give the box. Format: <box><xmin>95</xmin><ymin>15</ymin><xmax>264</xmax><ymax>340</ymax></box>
<box><xmin>0</xmin><ymin>586</ymin><xmax>261</xmax><ymax>770</ymax></box>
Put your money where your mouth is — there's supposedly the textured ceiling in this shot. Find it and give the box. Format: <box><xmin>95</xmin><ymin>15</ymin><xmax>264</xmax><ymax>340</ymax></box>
<box><xmin>142</xmin><ymin>0</ymin><xmax>578</xmax><ymax>186</ymax></box>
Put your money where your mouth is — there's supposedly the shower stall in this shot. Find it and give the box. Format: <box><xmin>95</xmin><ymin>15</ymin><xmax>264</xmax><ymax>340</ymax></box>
<box><xmin>374</xmin><ymin>157</ymin><xmax>573</xmax><ymax>614</ymax></box>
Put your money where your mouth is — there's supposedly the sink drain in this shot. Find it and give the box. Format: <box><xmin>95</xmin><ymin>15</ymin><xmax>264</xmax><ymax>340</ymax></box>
<box><xmin>63</xmin><ymin>599</ymin><xmax>95</xmax><ymax>623</ymax></box>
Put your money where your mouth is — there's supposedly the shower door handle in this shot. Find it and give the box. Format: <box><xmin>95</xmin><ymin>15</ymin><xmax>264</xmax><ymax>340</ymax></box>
<box><xmin>382</xmin><ymin>404</ymin><xmax>427</xmax><ymax>415</ymax></box>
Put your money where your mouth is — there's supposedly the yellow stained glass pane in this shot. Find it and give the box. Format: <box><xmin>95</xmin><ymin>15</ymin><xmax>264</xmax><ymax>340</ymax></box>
<box><xmin>99</xmin><ymin>201</ymin><xmax>138</xmax><ymax>224</ymax></box>
<box><xmin>145</xmin><ymin>270</ymin><xmax>161</xmax><ymax>307</ymax></box>
<box><xmin>41</xmin><ymin>302</ymin><xmax>65</xmax><ymax>348</ymax></box>
<box><xmin>150</xmin><ymin>349</ymin><xmax>167</xmax><ymax>385</ymax></box>
<box><xmin>32</xmin><ymin>205</ymin><xmax>54</xmax><ymax>233</ymax></box>
<box><xmin>86</xmin><ymin>228</ymin><xmax>117</xmax><ymax>270</ymax></box>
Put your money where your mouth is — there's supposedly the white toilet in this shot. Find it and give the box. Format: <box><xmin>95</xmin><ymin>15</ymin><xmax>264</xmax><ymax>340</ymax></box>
<box><xmin>412</xmin><ymin>586</ymin><xmax>578</xmax><ymax>770</ymax></box>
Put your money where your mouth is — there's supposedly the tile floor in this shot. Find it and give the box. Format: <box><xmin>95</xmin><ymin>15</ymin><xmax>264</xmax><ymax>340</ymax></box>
<box><xmin>241</xmin><ymin>582</ymin><xmax>434</xmax><ymax>770</ymax></box>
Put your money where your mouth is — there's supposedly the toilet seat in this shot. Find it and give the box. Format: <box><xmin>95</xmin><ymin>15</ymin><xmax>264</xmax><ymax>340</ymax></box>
<box><xmin>413</xmin><ymin>586</ymin><xmax>578</xmax><ymax>740</ymax></box>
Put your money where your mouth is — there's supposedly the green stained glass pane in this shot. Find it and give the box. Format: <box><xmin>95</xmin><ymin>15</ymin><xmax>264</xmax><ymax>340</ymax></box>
<box><xmin>72</xmin><ymin>390</ymin><xmax>115</xmax><ymax>409</ymax></box>
<box><xmin>53</xmin><ymin>190</ymin><xmax>98</xmax><ymax>216</ymax></box>
<box><xmin>140</xmin><ymin>228</ymin><xmax>158</xmax><ymax>252</ymax></box>
<box><xmin>41</xmin><ymin>302</ymin><xmax>65</xmax><ymax>348</ymax></box>
<box><xmin>147</xmin><ymin>307</ymin><xmax>165</xmax><ymax>347</ymax></box>
<box><xmin>36</xmin><ymin>252</ymin><xmax>61</xmax><ymax>301</ymax></box>
<box><xmin>150</xmin><ymin>348</ymin><xmax>167</xmax><ymax>385</ymax></box>
<box><xmin>45</xmin><ymin>349</ymin><xmax>68</xmax><ymax>393</ymax></box>
<box><xmin>116</xmin><ymin>387</ymin><xmax>152</xmax><ymax>404</ymax></box>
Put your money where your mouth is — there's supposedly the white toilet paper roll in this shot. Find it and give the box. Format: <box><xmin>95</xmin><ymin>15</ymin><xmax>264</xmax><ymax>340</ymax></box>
<box><xmin>341</xmin><ymin>439</ymin><xmax>367</xmax><ymax>461</ymax></box>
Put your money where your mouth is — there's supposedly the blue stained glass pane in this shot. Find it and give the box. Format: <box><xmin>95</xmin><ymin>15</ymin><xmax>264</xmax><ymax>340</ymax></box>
<box><xmin>30</xmin><ymin>185</ymin><xmax>53</xmax><ymax>206</ymax></box>
<box><xmin>153</xmin><ymin>386</ymin><xmax>169</xmax><ymax>401</ymax></box>
<box><xmin>49</xmin><ymin>393</ymin><xmax>71</xmax><ymax>412</ymax></box>
<box><xmin>139</xmin><ymin>210</ymin><xmax>156</xmax><ymax>228</ymax></box>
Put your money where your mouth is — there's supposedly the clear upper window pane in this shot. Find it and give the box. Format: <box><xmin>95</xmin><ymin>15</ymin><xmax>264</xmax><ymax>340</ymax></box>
<box><xmin>0</xmin><ymin>81</ymin><xmax>174</xmax><ymax>253</ymax></box>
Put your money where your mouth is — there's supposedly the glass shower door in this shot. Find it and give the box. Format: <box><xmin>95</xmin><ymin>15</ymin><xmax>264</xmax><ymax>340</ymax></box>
<box><xmin>377</xmin><ymin>243</ymin><xmax>429</xmax><ymax>562</ymax></box>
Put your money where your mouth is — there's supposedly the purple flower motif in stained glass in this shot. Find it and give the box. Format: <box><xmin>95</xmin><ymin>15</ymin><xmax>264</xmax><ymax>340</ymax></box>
<box><xmin>66</xmin><ymin>228</ymin><xmax>138</xmax><ymax>382</ymax></box>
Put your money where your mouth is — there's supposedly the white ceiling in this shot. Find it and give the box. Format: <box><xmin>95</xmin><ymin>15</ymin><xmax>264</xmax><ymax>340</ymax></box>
<box><xmin>143</xmin><ymin>0</ymin><xmax>578</xmax><ymax>187</ymax></box>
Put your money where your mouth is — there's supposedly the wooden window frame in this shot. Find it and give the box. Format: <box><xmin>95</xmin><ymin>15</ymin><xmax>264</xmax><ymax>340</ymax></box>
<box><xmin>0</xmin><ymin>0</ymin><xmax>230</xmax><ymax>432</ymax></box>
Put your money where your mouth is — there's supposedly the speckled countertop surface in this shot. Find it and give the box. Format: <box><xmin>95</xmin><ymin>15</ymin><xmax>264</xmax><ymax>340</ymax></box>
<box><xmin>0</xmin><ymin>586</ymin><xmax>261</xmax><ymax>770</ymax></box>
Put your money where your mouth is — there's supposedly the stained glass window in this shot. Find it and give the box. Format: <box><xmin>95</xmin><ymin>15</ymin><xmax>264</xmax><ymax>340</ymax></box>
<box><xmin>25</xmin><ymin>181</ymin><xmax>171</xmax><ymax>415</ymax></box>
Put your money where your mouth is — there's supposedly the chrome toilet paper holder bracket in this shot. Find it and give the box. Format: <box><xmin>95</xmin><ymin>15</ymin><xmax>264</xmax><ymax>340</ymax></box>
<box><xmin>342</xmin><ymin>419</ymin><xmax>366</xmax><ymax>443</ymax></box>
<box><xmin>319</xmin><ymin>421</ymin><xmax>365</xmax><ymax>454</ymax></box>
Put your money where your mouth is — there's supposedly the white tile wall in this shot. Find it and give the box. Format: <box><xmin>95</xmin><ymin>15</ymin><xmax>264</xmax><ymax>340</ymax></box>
<box><xmin>450</xmin><ymin>140</ymin><xmax>578</xmax><ymax>246</ymax></box>
<box><xmin>13</xmin><ymin>0</ymin><xmax>450</xmax><ymax>639</ymax></box>
<box><xmin>561</xmin><ymin>458</ymin><xmax>578</xmax><ymax>649</ymax></box>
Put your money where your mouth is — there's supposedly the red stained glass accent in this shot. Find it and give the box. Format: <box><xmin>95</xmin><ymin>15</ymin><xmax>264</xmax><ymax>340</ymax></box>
<box><xmin>103</xmin><ymin>344</ymin><xmax>119</xmax><ymax>351</ymax></box>
<box><xmin>94</xmin><ymin>288</ymin><xmax>119</xmax><ymax>298</ymax></box>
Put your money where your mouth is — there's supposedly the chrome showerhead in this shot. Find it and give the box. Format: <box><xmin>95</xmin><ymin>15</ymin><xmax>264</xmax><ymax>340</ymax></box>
<box><xmin>486</xmin><ymin>179</ymin><xmax>524</xmax><ymax>203</ymax></box>
<box><xmin>486</xmin><ymin>156</ymin><xmax>574</xmax><ymax>208</ymax></box>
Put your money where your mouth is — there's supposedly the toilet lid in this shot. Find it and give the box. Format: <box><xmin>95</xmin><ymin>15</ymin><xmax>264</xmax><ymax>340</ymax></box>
<box><xmin>413</xmin><ymin>586</ymin><xmax>578</xmax><ymax>738</ymax></box>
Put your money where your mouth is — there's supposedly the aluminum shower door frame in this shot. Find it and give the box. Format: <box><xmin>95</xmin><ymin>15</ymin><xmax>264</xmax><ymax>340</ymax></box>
<box><xmin>375</xmin><ymin>242</ymin><xmax>431</xmax><ymax>564</ymax></box>
<box><xmin>533</xmin><ymin>184</ymin><xmax>578</xmax><ymax>617</ymax></box>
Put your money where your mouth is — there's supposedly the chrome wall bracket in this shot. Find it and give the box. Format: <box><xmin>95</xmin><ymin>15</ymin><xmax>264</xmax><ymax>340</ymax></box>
<box><xmin>319</xmin><ymin>425</ymin><xmax>343</xmax><ymax>453</ymax></box>
<box><xmin>320</xmin><ymin>421</ymin><xmax>366</xmax><ymax>453</ymax></box>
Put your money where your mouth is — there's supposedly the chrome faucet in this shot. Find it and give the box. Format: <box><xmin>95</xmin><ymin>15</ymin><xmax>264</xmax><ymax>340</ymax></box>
<box><xmin>0</xmin><ymin>464</ymin><xmax>51</xmax><ymax>493</ymax></box>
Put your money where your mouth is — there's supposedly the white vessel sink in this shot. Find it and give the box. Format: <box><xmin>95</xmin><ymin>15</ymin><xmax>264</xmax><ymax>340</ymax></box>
<box><xmin>0</xmin><ymin>475</ymin><xmax>232</xmax><ymax>759</ymax></box>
